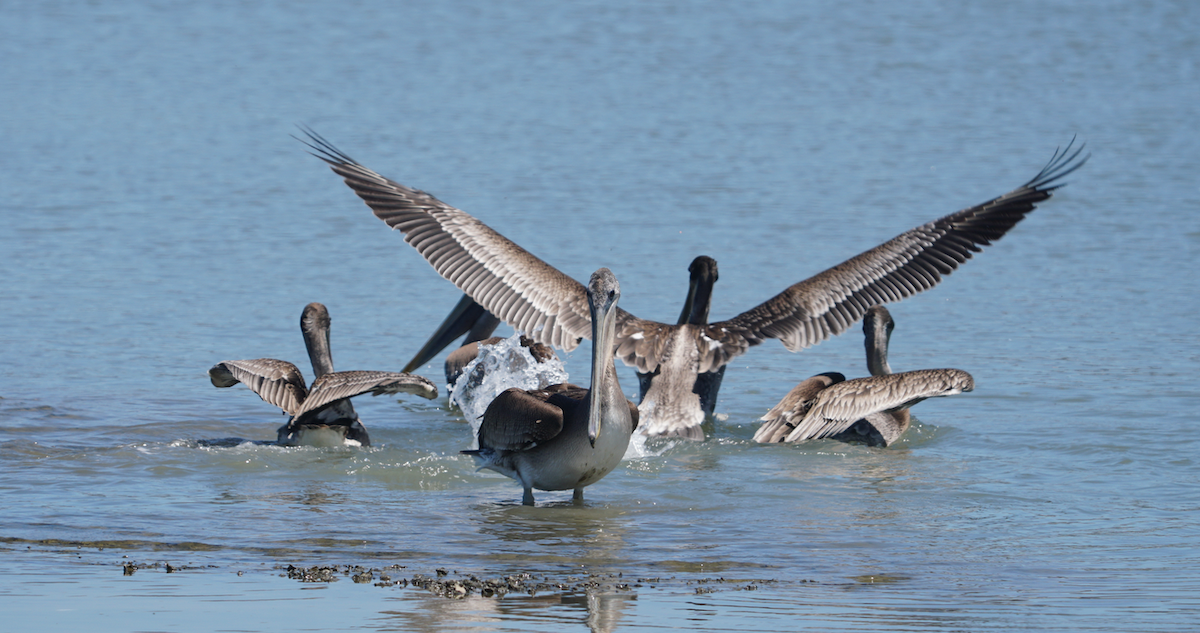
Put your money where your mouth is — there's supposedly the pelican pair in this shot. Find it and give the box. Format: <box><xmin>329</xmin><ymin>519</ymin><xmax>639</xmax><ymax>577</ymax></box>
<box><xmin>209</xmin><ymin>302</ymin><xmax>438</xmax><ymax>446</ymax></box>
<box><xmin>300</xmin><ymin>129</ymin><xmax>1085</xmax><ymax>441</ymax></box>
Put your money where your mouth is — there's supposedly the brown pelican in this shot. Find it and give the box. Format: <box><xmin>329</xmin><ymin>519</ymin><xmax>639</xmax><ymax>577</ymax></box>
<box><xmin>299</xmin><ymin>129</ymin><xmax>1085</xmax><ymax>440</ymax></box>
<box><xmin>463</xmin><ymin>268</ymin><xmax>638</xmax><ymax>505</ymax></box>
<box><xmin>753</xmin><ymin>305</ymin><xmax>974</xmax><ymax>446</ymax></box>
<box><xmin>208</xmin><ymin>302</ymin><xmax>438</xmax><ymax>446</ymax></box>
<box><xmin>409</xmin><ymin>256</ymin><xmax>722</xmax><ymax>438</ymax></box>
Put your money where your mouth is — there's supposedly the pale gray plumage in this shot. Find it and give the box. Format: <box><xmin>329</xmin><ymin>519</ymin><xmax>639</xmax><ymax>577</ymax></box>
<box><xmin>463</xmin><ymin>268</ymin><xmax>638</xmax><ymax>505</ymax></box>
<box><xmin>208</xmin><ymin>302</ymin><xmax>438</xmax><ymax>446</ymax></box>
<box><xmin>754</xmin><ymin>305</ymin><xmax>974</xmax><ymax>446</ymax></box>
<box><xmin>300</xmin><ymin>128</ymin><xmax>1083</xmax><ymax>441</ymax></box>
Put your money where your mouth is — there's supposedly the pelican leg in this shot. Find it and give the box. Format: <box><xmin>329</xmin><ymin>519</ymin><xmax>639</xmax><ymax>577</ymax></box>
<box><xmin>573</xmin><ymin>488</ymin><xmax>584</xmax><ymax>503</ymax></box>
<box><xmin>522</xmin><ymin>487</ymin><xmax>535</xmax><ymax>506</ymax></box>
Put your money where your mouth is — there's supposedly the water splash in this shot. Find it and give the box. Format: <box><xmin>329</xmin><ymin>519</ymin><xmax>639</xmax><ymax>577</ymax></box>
<box><xmin>449</xmin><ymin>332</ymin><xmax>570</xmax><ymax>443</ymax></box>
<box><xmin>446</xmin><ymin>332</ymin><xmax>665</xmax><ymax>461</ymax></box>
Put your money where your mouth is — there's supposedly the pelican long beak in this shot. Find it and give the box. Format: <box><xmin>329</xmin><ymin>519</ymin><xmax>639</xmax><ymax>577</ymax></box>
<box><xmin>587</xmin><ymin>271</ymin><xmax>620</xmax><ymax>447</ymax></box>
<box><xmin>402</xmin><ymin>294</ymin><xmax>499</xmax><ymax>373</ymax></box>
<box><xmin>587</xmin><ymin>314</ymin><xmax>611</xmax><ymax>446</ymax></box>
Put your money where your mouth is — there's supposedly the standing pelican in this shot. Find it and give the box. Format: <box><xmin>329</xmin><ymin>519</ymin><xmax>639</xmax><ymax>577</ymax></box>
<box><xmin>208</xmin><ymin>302</ymin><xmax>438</xmax><ymax>446</ymax></box>
<box><xmin>754</xmin><ymin>305</ymin><xmax>974</xmax><ymax>446</ymax></box>
<box><xmin>463</xmin><ymin>268</ymin><xmax>638</xmax><ymax>505</ymax></box>
<box><xmin>410</xmin><ymin>255</ymin><xmax>723</xmax><ymax>438</ymax></box>
<box><xmin>300</xmin><ymin>128</ymin><xmax>1084</xmax><ymax>440</ymax></box>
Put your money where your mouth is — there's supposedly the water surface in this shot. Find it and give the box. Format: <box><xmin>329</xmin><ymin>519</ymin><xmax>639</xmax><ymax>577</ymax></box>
<box><xmin>2</xmin><ymin>1</ymin><xmax>1198</xmax><ymax>631</ymax></box>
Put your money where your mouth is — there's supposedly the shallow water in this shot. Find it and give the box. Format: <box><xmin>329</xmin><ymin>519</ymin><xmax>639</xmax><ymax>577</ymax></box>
<box><xmin>2</xmin><ymin>0</ymin><xmax>1199</xmax><ymax>631</ymax></box>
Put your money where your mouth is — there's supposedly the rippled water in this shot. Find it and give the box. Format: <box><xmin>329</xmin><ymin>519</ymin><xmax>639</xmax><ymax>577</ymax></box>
<box><xmin>2</xmin><ymin>1</ymin><xmax>1198</xmax><ymax>631</ymax></box>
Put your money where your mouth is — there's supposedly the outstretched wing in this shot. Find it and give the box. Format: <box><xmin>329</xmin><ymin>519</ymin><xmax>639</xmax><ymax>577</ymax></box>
<box><xmin>782</xmin><ymin>369</ymin><xmax>975</xmax><ymax>442</ymax></box>
<box><xmin>209</xmin><ymin>358</ymin><xmax>308</xmax><ymax>416</ymax></box>
<box><xmin>753</xmin><ymin>372</ymin><xmax>845</xmax><ymax>443</ymax></box>
<box><xmin>296</xmin><ymin>370</ymin><xmax>439</xmax><ymax>416</ymax></box>
<box><xmin>689</xmin><ymin>142</ymin><xmax>1088</xmax><ymax>374</ymax></box>
<box><xmin>303</xmin><ymin>129</ymin><xmax>1085</xmax><ymax>378</ymax></box>
<box><xmin>300</xmin><ymin>128</ymin><xmax>597</xmax><ymax>354</ymax></box>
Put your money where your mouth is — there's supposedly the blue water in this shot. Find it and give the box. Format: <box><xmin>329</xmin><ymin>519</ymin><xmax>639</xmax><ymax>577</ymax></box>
<box><xmin>2</xmin><ymin>1</ymin><xmax>1198</xmax><ymax>631</ymax></box>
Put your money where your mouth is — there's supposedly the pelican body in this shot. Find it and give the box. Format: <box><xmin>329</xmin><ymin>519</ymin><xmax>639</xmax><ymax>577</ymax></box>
<box><xmin>463</xmin><ymin>269</ymin><xmax>638</xmax><ymax>505</ymax></box>
<box><xmin>754</xmin><ymin>305</ymin><xmax>974</xmax><ymax>446</ymax></box>
<box><xmin>301</xmin><ymin>128</ymin><xmax>1084</xmax><ymax>441</ymax></box>
<box><xmin>208</xmin><ymin>302</ymin><xmax>438</xmax><ymax>446</ymax></box>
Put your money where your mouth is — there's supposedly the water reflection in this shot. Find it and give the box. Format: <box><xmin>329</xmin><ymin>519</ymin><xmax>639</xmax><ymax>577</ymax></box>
<box><xmin>469</xmin><ymin>502</ymin><xmax>631</xmax><ymax>568</ymax></box>
<box><xmin>571</xmin><ymin>592</ymin><xmax>635</xmax><ymax>633</ymax></box>
<box><xmin>376</xmin><ymin>589</ymin><xmax>634</xmax><ymax>633</ymax></box>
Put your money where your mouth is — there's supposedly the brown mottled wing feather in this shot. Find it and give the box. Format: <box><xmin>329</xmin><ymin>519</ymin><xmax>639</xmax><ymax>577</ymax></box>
<box><xmin>783</xmin><ymin>369</ymin><xmax>975</xmax><ymax>442</ymax></box>
<box><xmin>632</xmin><ymin>143</ymin><xmax>1088</xmax><ymax>375</ymax></box>
<box><xmin>754</xmin><ymin>373</ymin><xmax>844</xmax><ymax>443</ymax></box>
<box><xmin>299</xmin><ymin>129</ymin><xmax>594</xmax><ymax>353</ymax></box>
<box><xmin>296</xmin><ymin>371</ymin><xmax>439</xmax><ymax>416</ymax></box>
<box><xmin>612</xmin><ymin>318</ymin><xmax>686</xmax><ymax>374</ymax></box>
<box><xmin>208</xmin><ymin>359</ymin><xmax>308</xmax><ymax>416</ymax></box>
<box><xmin>477</xmin><ymin>387</ymin><xmax>569</xmax><ymax>451</ymax></box>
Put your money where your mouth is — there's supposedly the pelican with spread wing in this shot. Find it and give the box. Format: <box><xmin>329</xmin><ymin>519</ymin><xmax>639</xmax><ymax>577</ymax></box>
<box><xmin>209</xmin><ymin>302</ymin><xmax>437</xmax><ymax>446</ymax></box>
<box><xmin>754</xmin><ymin>305</ymin><xmax>973</xmax><ymax>446</ymax></box>
<box><xmin>301</xmin><ymin>129</ymin><xmax>1084</xmax><ymax>440</ymax></box>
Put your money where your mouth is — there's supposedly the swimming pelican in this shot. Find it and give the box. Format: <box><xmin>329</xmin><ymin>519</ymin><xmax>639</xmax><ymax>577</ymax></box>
<box><xmin>300</xmin><ymin>129</ymin><xmax>1084</xmax><ymax>440</ymax></box>
<box><xmin>410</xmin><ymin>255</ymin><xmax>722</xmax><ymax>439</ymax></box>
<box><xmin>208</xmin><ymin>302</ymin><xmax>438</xmax><ymax>446</ymax></box>
<box><xmin>754</xmin><ymin>305</ymin><xmax>974</xmax><ymax>446</ymax></box>
<box><xmin>463</xmin><ymin>268</ymin><xmax>638</xmax><ymax>505</ymax></box>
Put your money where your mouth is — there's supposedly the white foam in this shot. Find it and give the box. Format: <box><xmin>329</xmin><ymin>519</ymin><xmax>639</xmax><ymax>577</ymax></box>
<box><xmin>447</xmin><ymin>332</ymin><xmax>660</xmax><ymax>461</ymax></box>
<box><xmin>449</xmin><ymin>332</ymin><xmax>570</xmax><ymax>445</ymax></box>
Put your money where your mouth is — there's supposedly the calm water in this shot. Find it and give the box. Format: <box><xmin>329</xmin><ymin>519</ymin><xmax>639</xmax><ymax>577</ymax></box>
<box><xmin>2</xmin><ymin>1</ymin><xmax>1198</xmax><ymax>631</ymax></box>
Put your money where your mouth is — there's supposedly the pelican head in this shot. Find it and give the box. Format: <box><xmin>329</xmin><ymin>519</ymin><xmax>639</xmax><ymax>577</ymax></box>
<box><xmin>677</xmin><ymin>255</ymin><xmax>718</xmax><ymax>325</ymax></box>
<box><xmin>300</xmin><ymin>302</ymin><xmax>336</xmax><ymax>379</ymax></box>
<box><xmin>863</xmin><ymin>305</ymin><xmax>895</xmax><ymax>377</ymax></box>
<box><xmin>587</xmin><ymin>267</ymin><xmax>621</xmax><ymax>446</ymax></box>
